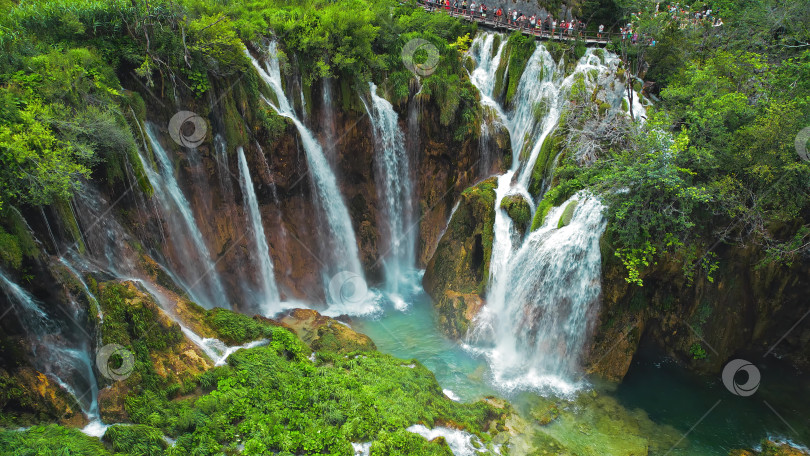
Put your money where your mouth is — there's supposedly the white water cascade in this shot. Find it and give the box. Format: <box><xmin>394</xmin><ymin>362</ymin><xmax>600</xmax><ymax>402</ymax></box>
<box><xmin>139</xmin><ymin>124</ymin><xmax>229</xmax><ymax>309</ymax></box>
<box><xmin>0</xmin><ymin>270</ymin><xmax>103</xmax><ymax>433</ymax></box>
<box><xmin>248</xmin><ymin>43</ymin><xmax>367</xmax><ymax>312</ymax></box>
<box><xmin>237</xmin><ymin>147</ymin><xmax>281</xmax><ymax>315</ymax></box>
<box><xmin>364</xmin><ymin>82</ymin><xmax>415</xmax><ymax>295</ymax></box>
<box><xmin>464</xmin><ymin>33</ymin><xmax>640</xmax><ymax>393</ymax></box>
<box><xmin>467</xmin><ymin>194</ymin><xmax>606</xmax><ymax>394</ymax></box>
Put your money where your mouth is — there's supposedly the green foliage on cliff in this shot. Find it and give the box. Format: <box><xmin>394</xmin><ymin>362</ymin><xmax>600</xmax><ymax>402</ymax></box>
<box><xmin>492</xmin><ymin>32</ymin><xmax>536</xmax><ymax>107</ymax></box>
<box><xmin>0</xmin><ymin>0</ymin><xmax>479</xmax><ymax>209</ymax></box>
<box><xmin>121</xmin><ymin>331</ymin><xmax>503</xmax><ymax>455</ymax></box>
<box><xmin>501</xmin><ymin>194</ymin><xmax>532</xmax><ymax>230</ymax></box>
<box><xmin>538</xmin><ymin>0</ymin><xmax>810</xmax><ymax>285</ymax></box>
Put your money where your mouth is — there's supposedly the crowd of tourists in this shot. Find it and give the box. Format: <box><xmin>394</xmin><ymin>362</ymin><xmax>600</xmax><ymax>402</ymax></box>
<box><xmin>619</xmin><ymin>3</ymin><xmax>724</xmax><ymax>46</ymax></box>
<box><xmin>421</xmin><ymin>0</ymin><xmax>723</xmax><ymax>42</ymax></box>
<box><xmin>423</xmin><ymin>0</ymin><xmax>595</xmax><ymax>40</ymax></box>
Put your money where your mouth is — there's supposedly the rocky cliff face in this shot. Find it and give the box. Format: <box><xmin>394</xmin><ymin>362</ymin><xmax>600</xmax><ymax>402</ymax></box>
<box><xmin>586</xmin><ymin>241</ymin><xmax>810</xmax><ymax>381</ymax></box>
<box><xmin>423</xmin><ymin>177</ymin><xmax>498</xmax><ymax>339</ymax></box>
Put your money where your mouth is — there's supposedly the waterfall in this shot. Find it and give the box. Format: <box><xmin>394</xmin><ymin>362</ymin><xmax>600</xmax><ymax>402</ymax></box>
<box><xmin>470</xmin><ymin>33</ymin><xmax>507</xmax><ymax>102</ymax></box>
<box><xmin>248</xmin><ymin>43</ymin><xmax>367</xmax><ymax>312</ymax></box>
<box><xmin>59</xmin><ymin>256</ymin><xmax>103</xmax><ymax>324</ymax></box>
<box><xmin>322</xmin><ymin>79</ymin><xmax>337</xmax><ymax>165</ymax></box>
<box><xmin>214</xmin><ymin>134</ymin><xmax>235</xmax><ymax>203</ymax></box>
<box><xmin>364</xmin><ymin>82</ymin><xmax>415</xmax><ymax>294</ymax></box>
<box><xmin>464</xmin><ymin>35</ymin><xmax>641</xmax><ymax>393</ymax></box>
<box><xmin>0</xmin><ymin>270</ymin><xmax>101</xmax><ymax>430</ymax></box>
<box><xmin>138</xmin><ymin>124</ymin><xmax>229</xmax><ymax>309</ymax></box>
<box><xmin>468</xmin><ymin>194</ymin><xmax>606</xmax><ymax>394</ymax></box>
<box><xmin>237</xmin><ymin>147</ymin><xmax>281</xmax><ymax>315</ymax></box>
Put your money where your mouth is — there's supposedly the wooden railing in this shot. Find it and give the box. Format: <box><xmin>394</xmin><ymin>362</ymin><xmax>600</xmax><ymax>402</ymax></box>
<box><xmin>416</xmin><ymin>0</ymin><xmax>616</xmax><ymax>44</ymax></box>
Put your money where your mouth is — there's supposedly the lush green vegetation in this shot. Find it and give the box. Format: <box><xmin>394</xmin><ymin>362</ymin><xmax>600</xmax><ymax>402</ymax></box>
<box><xmin>0</xmin><ymin>0</ymin><xmax>478</xmax><ymax>219</ymax></box>
<box><xmin>540</xmin><ymin>0</ymin><xmax>810</xmax><ymax>285</ymax></box>
<box><xmin>53</xmin><ymin>281</ymin><xmax>505</xmax><ymax>455</ymax></box>
<box><xmin>501</xmin><ymin>194</ymin><xmax>532</xmax><ymax>231</ymax></box>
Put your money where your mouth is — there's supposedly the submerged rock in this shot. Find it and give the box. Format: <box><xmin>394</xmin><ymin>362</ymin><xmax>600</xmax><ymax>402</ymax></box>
<box><xmin>731</xmin><ymin>441</ymin><xmax>810</xmax><ymax>456</ymax></box>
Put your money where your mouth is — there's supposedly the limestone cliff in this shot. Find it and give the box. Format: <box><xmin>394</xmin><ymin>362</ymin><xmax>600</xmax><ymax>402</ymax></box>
<box><xmin>423</xmin><ymin>177</ymin><xmax>498</xmax><ymax>339</ymax></box>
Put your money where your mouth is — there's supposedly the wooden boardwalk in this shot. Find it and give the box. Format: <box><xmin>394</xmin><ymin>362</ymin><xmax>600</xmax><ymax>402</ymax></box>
<box><xmin>418</xmin><ymin>2</ymin><xmax>614</xmax><ymax>45</ymax></box>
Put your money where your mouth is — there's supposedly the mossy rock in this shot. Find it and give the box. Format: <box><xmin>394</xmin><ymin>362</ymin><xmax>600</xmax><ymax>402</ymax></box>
<box><xmin>501</xmin><ymin>194</ymin><xmax>532</xmax><ymax>233</ymax></box>
<box><xmin>280</xmin><ymin>308</ymin><xmax>376</xmax><ymax>354</ymax></box>
<box><xmin>557</xmin><ymin>200</ymin><xmax>578</xmax><ymax>228</ymax></box>
<box><xmin>528</xmin><ymin>132</ymin><xmax>562</xmax><ymax>198</ymax></box>
<box><xmin>424</xmin><ymin>178</ymin><xmax>498</xmax><ymax>339</ymax></box>
<box><xmin>175</xmin><ymin>298</ymin><xmax>290</xmax><ymax>346</ymax></box>
<box><xmin>531</xmin><ymin>403</ymin><xmax>561</xmax><ymax>426</ymax></box>
<box><xmin>0</xmin><ymin>367</ymin><xmax>87</xmax><ymax>428</ymax></box>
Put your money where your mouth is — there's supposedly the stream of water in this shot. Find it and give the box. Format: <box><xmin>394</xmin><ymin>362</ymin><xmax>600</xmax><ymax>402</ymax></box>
<box><xmin>237</xmin><ymin>147</ymin><xmax>281</xmax><ymax>315</ymax></box>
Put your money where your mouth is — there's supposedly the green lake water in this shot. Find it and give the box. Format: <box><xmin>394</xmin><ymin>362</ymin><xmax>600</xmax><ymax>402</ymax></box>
<box><xmin>354</xmin><ymin>275</ymin><xmax>810</xmax><ymax>455</ymax></box>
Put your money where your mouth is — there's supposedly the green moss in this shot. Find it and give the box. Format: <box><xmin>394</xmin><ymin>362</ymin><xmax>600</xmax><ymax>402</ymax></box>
<box><xmin>557</xmin><ymin>200</ymin><xmax>578</xmax><ymax>228</ymax></box>
<box><xmin>124</xmin><ymin>345</ymin><xmax>505</xmax><ymax>455</ymax></box>
<box><xmin>528</xmin><ymin>133</ymin><xmax>561</xmax><ymax>197</ymax></box>
<box><xmin>206</xmin><ymin>307</ymin><xmax>281</xmax><ymax>345</ymax></box>
<box><xmin>592</xmin><ymin>48</ymin><xmax>606</xmax><ymax>64</ymax></box>
<box><xmin>599</xmin><ymin>102</ymin><xmax>612</xmax><ymax>116</ymax></box>
<box><xmin>491</xmin><ymin>34</ymin><xmax>502</xmax><ymax>59</ymax></box>
<box><xmin>370</xmin><ymin>428</ymin><xmax>454</xmax><ymax>455</ymax></box>
<box><xmin>501</xmin><ymin>194</ymin><xmax>532</xmax><ymax>230</ymax></box>
<box><xmin>532</xmin><ymin>99</ymin><xmax>549</xmax><ymax>123</ymax></box>
<box><xmin>0</xmin><ymin>425</ymin><xmax>113</xmax><ymax>456</ymax></box>
<box><xmin>492</xmin><ymin>43</ymin><xmax>511</xmax><ymax>101</ymax></box>
<box><xmin>531</xmin><ymin>199</ymin><xmax>555</xmax><ymax>231</ymax></box>
<box><xmin>633</xmin><ymin>80</ymin><xmax>642</xmax><ymax>93</ymax></box>
<box><xmin>569</xmin><ymin>73</ymin><xmax>587</xmax><ymax>100</ymax></box>
<box><xmin>52</xmin><ymin>198</ymin><xmax>85</xmax><ymax>254</ymax></box>
<box><xmin>0</xmin><ymin>227</ymin><xmax>23</xmax><ymax>269</ymax></box>
<box><xmin>504</xmin><ymin>32</ymin><xmax>536</xmax><ymax>107</ymax></box>
<box><xmin>103</xmin><ymin>424</ymin><xmax>167</xmax><ymax>455</ymax></box>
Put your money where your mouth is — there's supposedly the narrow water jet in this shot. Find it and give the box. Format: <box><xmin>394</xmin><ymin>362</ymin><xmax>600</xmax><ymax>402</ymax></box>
<box><xmin>364</xmin><ymin>83</ymin><xmax>415</xmax><ymax>295</ymax></box>
<box><xmin>237</xmin><ymin>147</ymin><xmax>281</xmax><ymax>315</ymax></box>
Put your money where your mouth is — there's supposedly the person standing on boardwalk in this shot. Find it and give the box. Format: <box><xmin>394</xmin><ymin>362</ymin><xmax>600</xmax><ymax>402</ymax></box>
<box><xmin>512</xmin><ymin>9</ymin><xmax>518</xmax><ymax>27</ymax></box>
<box><xmin>598</xmin><ymin>23</ymin><xmax>604</xmax><ymax>38</ymax></box>
<box><xmin>529</xmin><ymin>15</ymin><xmax>537</xmax><ymax>34</ymax></box>
<box><xmin>469</xmin><ymin>1</ymin><xmax>475</xmax><ymax>19</ymax></box>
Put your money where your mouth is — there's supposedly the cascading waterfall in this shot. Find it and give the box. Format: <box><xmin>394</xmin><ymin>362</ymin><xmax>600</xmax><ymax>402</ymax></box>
<box><xmin>138</xmin><ymin>124</ymin><xmax>229</xmax><ymax>309</ymax></box>
<box><xmin>465</xmin><ymin>33</ymin><xmax>642</xmax><ymax>392</ymax></box>
<box><xmin>0</xmin><ymin>270</ymin><xmax>103</xmax><ymax>434</ymax></box>
<box><xmin>364</xmin><ymin>83</ymin><xmax>415</xmax><ymax>295</ymax></box>
<box><xmin>237</xmin><ymin>147</ymin><xmax>281</xmax><ymax>315</ymax></box>
<box><xmin>248</xmin><ymin>43</ymin><xmax>368</xmax><ymax>313</ymax></box>
<box><xmin>467</xmin><ymin>194</ymin><xmax>606</xmax><ymax>394</ymax></box>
